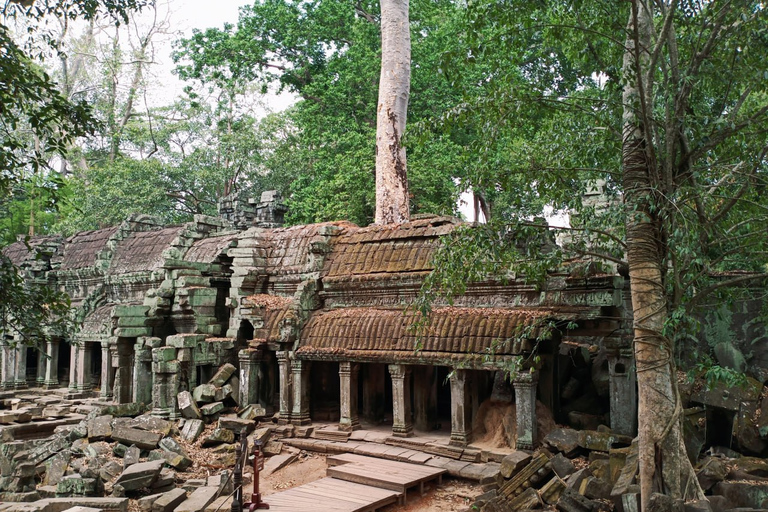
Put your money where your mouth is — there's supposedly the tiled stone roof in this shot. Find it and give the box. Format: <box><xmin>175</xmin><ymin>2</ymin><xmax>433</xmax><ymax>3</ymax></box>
<box><xmin>241</xmin><ymin>295</ymin><xmax>296</xmax><ymax>342</ymax></box>
<box><xmin>109</xmin><ymin>226</ymin><xmax>183</xmax><ymax>274</ymax></box>
<box><xmin>185</xmin><ymin>233</ymin><xmax>238</xmax><ymax>263</ymax></box>
<box><xmin>297</xmin><ymin>306</ymin><xmax>555</xmax><ymax>358</ymax></box>
<box><xmin>323</xmin><ymin>216</ymin><xmax>460</xmax><ymax>279</ymax></box>
<box><xmin>263</xmin><ymin>222</ymin><xmax>356</xmax><ymax>275</ymax></box>
<box><xmin>2</xmin><ymin>235</ymin><xmax>60</xmax><ymax>265</ymax></box>
<box><xmin>80</xmin><ymin>304</ymin><xmax>116</xmax><ymax>336</ymax></box>
<box><xmin>55</xmin><ymin>226</ymin><xmax>119</xmax><ymax>271</ymax></box>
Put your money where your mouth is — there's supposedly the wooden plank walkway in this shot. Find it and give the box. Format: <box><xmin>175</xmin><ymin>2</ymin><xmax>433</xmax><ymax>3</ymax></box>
<box><xmin>263</xmin><ymin>477</ymin><xmax>401</xmax><ymax>512</ymax></box>
<box><xmin>326</xmin><ymin>453</ymin><xmax>447</xmax><ymax>505</ymax></box>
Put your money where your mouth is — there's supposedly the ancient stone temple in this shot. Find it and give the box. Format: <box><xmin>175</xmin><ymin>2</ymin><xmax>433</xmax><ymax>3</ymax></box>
<box><xmin>1</xmin><ymin>191</ymin><xmax>636</xmax><ymax>449</ymax></box>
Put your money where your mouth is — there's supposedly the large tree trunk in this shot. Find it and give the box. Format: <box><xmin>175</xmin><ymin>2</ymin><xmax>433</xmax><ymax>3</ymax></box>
<box><xmin>375</xmin><ymin>0</ymin><xmax>410</xmax><ymax>225</ymax></box>
<box><xmin>622</xmin><ymin>2</ymin><xmax>703</xmax><ymax>509</ymax></box>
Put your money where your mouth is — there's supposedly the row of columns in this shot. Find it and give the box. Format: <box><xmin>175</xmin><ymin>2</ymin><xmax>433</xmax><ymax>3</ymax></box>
<box><xmin>237</xmin><ymin>349</ymin><xmax>542</xmax><ymax>448</ymax></box>
<box><xmin>1</xmin><ymin>339</ymin><xmax>63</xmax><ymax>390</ymax></box>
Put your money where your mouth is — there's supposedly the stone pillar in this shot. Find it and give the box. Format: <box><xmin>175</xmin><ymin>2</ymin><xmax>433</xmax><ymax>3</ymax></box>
<box><xmin>36</xmin><ymin>349</ymin><xmax>45</xmax><ymax>386</ymax></box>
<box><xmin>68</xmin><ymin>343</ymin><xmax>79</xmax><ymax>392</ymax></box>
<box><xmin>133</xmin><ymin>341</ymin><xmax>153</xmax><ymax>405</ymax></box>
<box><xmin>1</xmin><ymin>341</ymin><xmax>16</xmax><ymax>389</ymax></box>
<box><xmin>389</xmin><ymin>364</ymin><xmax>413</xmax><ymax>438</ymax></box>
<box><xmin>239</xmin><ymin>348</ymin><xmax>262</xmax><ymax>406</ymax></box>
<box><xmin>75</xmin><ymin>343</ymin><xmax>92</xmax><ymax>392</ymax></box>
<box><xmin>14</xmin><ymin>346</ymin><xmax>27</xmax><ymax>389</ymax></box>
<box><xmin>113</xmin><ymin>341</ymin><xmax>134</xmax><ymax>404</ymax></box>
<box><xmin>339</xmin><ymin>362</ymin><xmax>361</xmax><ymax>432</ymax></box>
<box><xmin>99</xmin><ymin>341</ymin><xmax>114</xmax><ymax>399</ymax></box>
<box><xmin>291</xmin><ymin>359</ymin><xmax>311</xmax><ymax>425</ymax></box>
<box><xmin>607</xmin><ymin>347</ymin><xmax>637</xmax><ymax>437</ymax></box>
<box><xmin>43</xmin><ymin>340</ymin><xmax>60</xmax><ymax>389</ymax></box>
<box><xmin>276</xmin><ymin>351</ymin><xmax>292</xmax><ymax>424</ymax></box>
<box><xmin>449</xmin><ymin>369</ymin><xmax>471</xmax><ymax>446</ymax></box>
<box><xmin>152</xmin><ymin>346</ymin><xmax>180</xmax><ymax>419</ymax></box>
<box><xmin>513</xmin><ymin>371</ymin><xmax>539</xmax><ymax>450</ymax></box>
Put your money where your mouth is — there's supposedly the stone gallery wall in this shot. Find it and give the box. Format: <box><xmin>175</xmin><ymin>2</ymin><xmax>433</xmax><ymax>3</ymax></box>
<box><xmin>2</xmin><ymin>193</ymin><xmax>637</xmax><ymax>448</ymax></box>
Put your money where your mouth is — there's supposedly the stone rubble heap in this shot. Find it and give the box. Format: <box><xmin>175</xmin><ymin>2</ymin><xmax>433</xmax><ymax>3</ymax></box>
<box><xmin>0</xmin><ymin>364</ymin><xmax>285</xmax><ymax>512</ymax></box>
<box><xmin>471</xmin><ymin>425</ymin><xmax>768</xmax><ymax>512</ymax></box>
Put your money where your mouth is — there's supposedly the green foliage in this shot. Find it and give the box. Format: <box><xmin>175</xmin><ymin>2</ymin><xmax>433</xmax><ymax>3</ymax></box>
<box><xmin>0</xmin><ymin>252</ymin><xmax>73</xmax><ymax>348</ymax></box>
<box><xmin>686</xmin><ymin>354</ymin><xmax>749</xmax><ymax>391</ymax></box>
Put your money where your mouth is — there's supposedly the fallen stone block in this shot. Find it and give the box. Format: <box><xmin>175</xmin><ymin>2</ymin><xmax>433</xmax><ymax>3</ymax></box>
<box><xmin>42</xmin><ymin>406</ymin><xmax>69</xmax><ymax>418</ymax></box>
<box><xmin>209</xmin><ymin>363</ymin><xmax>236</xmax><ymax>387</ymax></box>
<box><xmin>130</xmin><ymin>416</ymin><xmax>172</xmax><ymax>437</ymax></box>
<box><xmin>579</xmin><ymin>476</ymin><xmax>612</xmax><ymax>500</ymax></box>
<box><xmin>500</xmin><ymin>451</ymin><xmax>532</xmax><ymax>479</ymax></box>
<box><xmin>114</xmin><ymin>460</ymin><xmax>164</xmax><ymax>492</ymax></box>
<box><xmin>87</xmin><ymin>415</ymin><xmax>113</xmax><ymax>441</ymax></box>
<box><xmin>578</xmin><ymin>430</ymin><xmax>633</xmax><ymax>453</ymax></box>
<box><xmin>541</xmin><ymin>475</ymin><xmax>567</xmax><ymax>505</ymax></box>
<box><xmin>247</xmin><ymin>427</ymin><xmax>272</xmax><ymax>450</ymax></box>
<box><xmin>218</xmin><ymin>417</ymin><xmax>254</xmax><ymax>436</ymax></box>
<box><xmin>712</xmin><ymin>481</ymin><xmax>768</xmax><ymax>509</ymax></box>
<box><xmin>181</xmin><ymin>419</ymin><xmax>204</xmax><ymax>443</ymax></box>
<box><xmin>556</xmin><ymin>487</ymin><xmax>594</xmax><ymax>512</ymax></box>
<box><xmin>56</xmin><ymin>475</ymin><xmax>97</xmax><ymax>497</ymax></box>
<box><xmin>507</xmin><ymin>486</ymin><xmax>541</xmax><ymax>510</ymax></box>
<box><xmin>112</xmin><ymin>425</ymin><xmax>162</xmax><ymax>450</ymax></box>
<box><xmin>696</xmin><ymin>456</ymin><xmax>728</xmax><ymax>491</ymax></box>
<box><xmin>159</xmin><ymin>438</ymin><xmax>186</xmax><ymax>456</ymax></box>
<box><xmin>552</xmin><ymin>453</ymin><xmax>577</xmax><ymax>479</ymax></box>
<box><xmin>238</xmin><ymin>405</ymin><xmax>267</xmax><ymax>421</ymax></box>
<box><xmin>263</xmin><ymin>453</ymin><xmax>297</xmax><ymax>476</ymax></box>
<box><xmin>99</xmin><ymin>402</ymin><xmax>147</xmax><ymax>418</ymax></box>
<box><xmin>192</xmin><ymin>385</ymin><xmax>216</xmax><ymax>404</ymax></box>
<box><xmin>159</xmin><ymin>450</ymin><xmax>193</xmax><ymax>471</ymax></box>
<box><xmin>124</xmin><ymin>445</ymin><xmax>141</xmax><ymax>467</ymax></box>
<box><xmin>152</xmin><ymin>487</ymin><xmax>187</xmax><ymax>512</ymax></box>
<box><xmin>200</xmin><ymin>402</ymin><xmax>223</xmax><ymax>417</ymax></box>
<box><xmin>262</xmin><ymin>441</ymin><xmax>283</xmax><ymax>457</ymax></box>
<box><xmin>544</xmin><ymin>428</ymin><xmax>581</xmax><ymax>457</ymax></box>
<box><xmin>99</xmin><ymin>461</ymin><xmax>123</xmax><ymax>483</ymax></box>
<box><xmin>173</xmin><ymin>486</ymin><xmax>219</xmax><ymax>512</ymax></box>
<box><xmin>202</xmin><ymin>428</ymin><xmax>234</xmax><ymax>447</ymax></box>
<box><xmin>177</xmin><ymin>392</ymin><xmax>202</xmax><ymax>420</ymax></box>
<box><xmin>151</xmin><ymin>468</ymin><xmax>176</xmax><ymax>490</ymax></box>
<box><xmin>35</xmin><ymin>497</ymin><xmax>129</xmax><ymax>512</ymax></box>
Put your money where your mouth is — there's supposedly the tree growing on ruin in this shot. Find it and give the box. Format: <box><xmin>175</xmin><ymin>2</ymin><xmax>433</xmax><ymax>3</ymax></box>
<box><xmin>374</xmin><ymin>0</ymin><xmax>411</xmax><ymax>224</ymax></box>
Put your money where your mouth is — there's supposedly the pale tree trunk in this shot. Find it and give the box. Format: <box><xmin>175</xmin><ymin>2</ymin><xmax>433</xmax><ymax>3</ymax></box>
<box><xmin>622</xmin><ymin>1</ymin><xmax>703</xmax><ymax>509</ymax></box>
<box><xmin>375</xmin><ymin>0</ymin><xmax>410</xmax><ymax>224</ymax></box>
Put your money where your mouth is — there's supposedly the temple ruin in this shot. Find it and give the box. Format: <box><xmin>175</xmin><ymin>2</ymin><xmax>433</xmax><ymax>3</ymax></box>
<box><xmin>1</xmin><ymin>191</ymin><xmax>636</xmax><ymax>450</ymax></box>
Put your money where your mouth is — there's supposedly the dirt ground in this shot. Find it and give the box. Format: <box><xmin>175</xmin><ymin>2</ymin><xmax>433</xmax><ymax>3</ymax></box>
<box><xmin>255</xmin><ymin>452</ymin><xmax>482</xmax><ymax>512</ymax></box>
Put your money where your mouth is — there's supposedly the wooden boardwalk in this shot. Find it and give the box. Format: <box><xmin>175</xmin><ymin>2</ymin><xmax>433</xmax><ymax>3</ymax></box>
<box><xmin>327</xmin><ymin>453</ymin><xmax>447</xmax><ymax>505</ymax></box>
<box><xmin>263</xmin><ymin>477</ymin><xmax>401</xmax><ymax>512</ymax></box>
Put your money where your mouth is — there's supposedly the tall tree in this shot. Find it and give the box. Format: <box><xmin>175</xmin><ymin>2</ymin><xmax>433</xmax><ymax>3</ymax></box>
<box><xmin>375</xmin><ymin>0</ymin><xmax>410</xmax><ymax>224</ymax></box>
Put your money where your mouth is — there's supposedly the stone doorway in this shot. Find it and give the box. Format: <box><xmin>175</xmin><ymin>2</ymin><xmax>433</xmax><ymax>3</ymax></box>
<box><xmin>310</xmin><ymin>361</ymin><xmax>340</xmax><ymax>422</ymax></box>
<box><xmin>359</xmin><ymin>363</ymin><xmax>393</xmax><ymax>427</ymax></box>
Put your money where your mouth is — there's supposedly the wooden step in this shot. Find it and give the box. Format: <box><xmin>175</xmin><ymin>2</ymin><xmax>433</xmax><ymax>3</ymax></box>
<box><xmin>264</xmin><ymin>477</ymin><xmax>400</xmax><ymax>512</ymax></box>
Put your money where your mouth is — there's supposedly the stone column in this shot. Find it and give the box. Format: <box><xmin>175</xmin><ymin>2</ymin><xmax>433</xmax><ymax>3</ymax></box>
<box><xmin>43</xmin><ymin>340</ymin><xmax>60</xmax><ymax>389</ymax></box>
<box><xmin>389</xmin><ymin>364</ymin><xmax>413</xmax><ymax>438</ymax></box>
<box><xmin>14</xmin><ymin>345</ymin><xmax>27</xmax><ymax>389</ymax></box>
<box><xmin>339</xmin><ymin>361</ymin><xmax>361</xmax><ymax>432</ymax></box>
<box><xmin>68</xmin><ymin>343</ymin><xmax>79</xmax><ymax>392</ymax></box>
<box><xmin>75</xmin><ymin>343</ymin><xmax>92</xmax><ymax>392</ymax></box>
<box><xmin>449</xmin><ymin>369</ymin><xmax>471</xmax><ymax>446</ymax></box>
<box><xmin>276</xmin><ymin>351</ymin><xmax>292</xmax><ymax>424</ymax></box>
<box><xmin>152</xmin><ymin>346</ymin><xmax>180</xmax><ymax>419</ymax></box>
<box><xmin>239</xmin><ymin>348</ymin><xmax>262</xmax><ymax>406</ymax></box>
<box><xmin>1</xmin><ymin>341</ymin><xmax>16</xmax><ymax>390</ymax></box>
<box><xmin>291</xmin><ymin>359</ymin><xmax>311</xmax><ymax>425</ymax></box>
<box><xmin>113</xmin><ymin>341</ymin><xmax>134</xmax><ymax>404</ymax></box>
<box><xmin>133</xmin><ymin>341</ymin><xmax>153</xmax><ymax>405</ymax></box>
<box><xmin>99</xmin><ymin>341</ymin><xmax>114</xmax><ymax>399</ymax></box>
<box><xmin>36</xmin><ymin>349</ymin><xmax>45</xmax><ymax>386</ymax></box>
<box><xmin>607</xmin><ymin>347</ymin><xmax>637</xmax><ymax>437</ymax></box>
<box><xmin>513</xmin><ymin>371</ymin><xmax>539</xmax><ymax>450</ymax></box>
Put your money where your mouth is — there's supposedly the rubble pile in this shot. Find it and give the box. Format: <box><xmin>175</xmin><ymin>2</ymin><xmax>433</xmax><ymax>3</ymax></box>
<box><xmin>472</xmin><ymin>423</ymin><xmax>768</xmax><ymax>512</ymax></box>
<box><xmin>0</xmin><ymin>364</ymin><xmax>283</xmax><ymax>512</ymax></box>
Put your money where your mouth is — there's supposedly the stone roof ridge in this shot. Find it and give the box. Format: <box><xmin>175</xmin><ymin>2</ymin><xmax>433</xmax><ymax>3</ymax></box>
<box><xmin>2</xmin><ymin>234</ymin><xmax>63</xmax><ymax>268</ymax></box>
